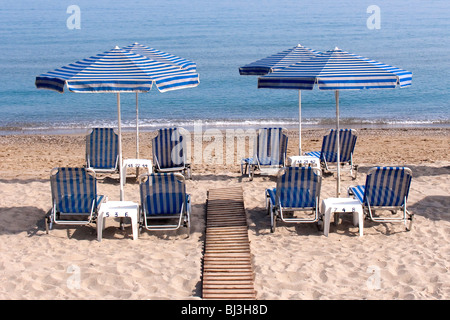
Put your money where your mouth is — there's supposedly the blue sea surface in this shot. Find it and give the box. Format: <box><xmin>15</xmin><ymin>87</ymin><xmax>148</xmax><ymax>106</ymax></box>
<box><xmin>0</xmin><ymin>0</ymin><xmax>449</xmax><ymax>134</ymax></box>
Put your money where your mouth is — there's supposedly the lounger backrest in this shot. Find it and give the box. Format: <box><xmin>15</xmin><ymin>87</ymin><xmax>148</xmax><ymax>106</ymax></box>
<box><xmin>321</xmin><ymin>129</ymin><xmax>357</xmax><ymax>163</ymax></box>
<box><xmin>140</xmin><ymin>173</ymin><xmax>186</xmax><ymax>215</ymax></box>
<box><xmin>256</xmin><ymin>127</ymin><xmax>288</xmax><ymax>166</ymax></box>
<box><xmin>363</xmin><ymin>167</ymin><xmax>412</xmax><ymax>207</ymax></box>
<box><xmin>51</xmin><ymin>167</ymin><xmax>97</xmax><ymax>214</ymax></box>
<box><xmin>276</xmin><ymin>167</ymin><xmax>321</xmax><ymax>208</ymax></box>
<box><xmin>86</xmin><ymin>128</ymin><xmax>119</xmax><ymax>169</ymax></box>
<box><xmin>152</xmin><ymin>128</ymin><xmax>187</xmax><ymax>169</ymax></box>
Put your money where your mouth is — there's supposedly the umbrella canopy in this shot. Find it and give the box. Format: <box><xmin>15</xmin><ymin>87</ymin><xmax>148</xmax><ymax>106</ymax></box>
<box><xmin>121</xmin><ymin>42</ymin><xmax>198</xmax><ymax>163</ymax></box>
<box><xmin>36</xmin><ymin>46</ymin><xmax>200</xmax><ymax>200</ymax></box>
<box><xmin>258</xmin><ymin>47</ymin><xmax>412</xmax><ymax>90</ymax></box>
<box><xmin>239</xmin><ymin>44</ymin><xmax>321</xmax><ymax>154</ymax></box>
<box><xmin>123</xmin><ymin>42</ymin><xmax>197</xmax><ymax>72</ymax></box>
<box><xmin>258</xmin><ymin>47</ymin><xmax>412</xmax><ymax>196</ymax></box>
<box><xmin>239</xmin><ymin>44</ymin><xmax>320</xmax><ymax>75</ymax></box>
<box><xmin>36</xmin><ymin>46</ymin><xmax>199</xmax><ymax>93</ymax></box>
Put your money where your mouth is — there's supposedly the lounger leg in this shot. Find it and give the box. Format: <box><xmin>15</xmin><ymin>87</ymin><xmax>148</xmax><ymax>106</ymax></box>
<box><xmin>45</xmin><ymin>215</ymin><xmax>50</xmax><ymax>234</ymax></box>
<box><xmin>270</xmin><ymin>207</ymin><xmax>276</xmax><ymax>233</ymax></box>
<box><xmin>186</xmin><ymin>215</ymin><xmax>191</xmax><ymax>238</ymax></box>
<box><xmin>405</xmin><ymin>206</ymin><xmax>414</xmax><ymax>231</ymax></box>
<box><xmin>241</xmin><ymin>162</ymin><xmax>247</xmax><ymax>175</ymax></box>
<box><xmin>184</xmin><ymin>211</ymin><xmax>191</xmax><ymax>238</ymax></box>
<box><xmin>317</xmin><ymin>214</ymin><xmax>324</xmax><ymax>231</ymax></box>
<box><xmin>351</xmin><ymin>164</ymin><xmax>358</xmax><ymax>180</ymax></box>
<box><xmin>185</xmin><ymin>165</ymin><xmax>192</xmax><ymax>180</ymax></box>
<box><xmin>407</xmin><ymin>214</ymin><xmax>414</xmax><ymax>231</ymax></box>
<box><xmin>185</xmin><ymin>197</ymin><xmax>191</xmax><ymax>238</ymax></box>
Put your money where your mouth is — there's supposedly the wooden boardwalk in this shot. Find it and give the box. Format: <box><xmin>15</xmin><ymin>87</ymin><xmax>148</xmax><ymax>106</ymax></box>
<box><xmin>202</xmin><ymin>187</ymin><xmax>256</xmax><ymax>300</ymax></box>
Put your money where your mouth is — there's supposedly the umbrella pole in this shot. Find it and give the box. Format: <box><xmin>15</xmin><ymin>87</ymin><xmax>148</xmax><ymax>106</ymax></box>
<box><xmin>117</xmin><ymin>93</ymin><xmax>124</xmax><ymax>201</ymax></box>
<box><xmin>135</xmin><ymin>92</ymin><xmax>140</xmax><ymax>178</ymax></box>
<box><xmin>335</xmin><ymin>90</ymin><xmax>341</xmax><ymax>198</ymax></box>
<box><xmin>298</xmin><ymin>90</ymin><xmax>302</xmax><ymax>155</ymax></box>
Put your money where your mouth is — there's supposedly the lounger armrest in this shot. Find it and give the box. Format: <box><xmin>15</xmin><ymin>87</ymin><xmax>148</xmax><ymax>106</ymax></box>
<box><xmin>185</xmin><ymin>194</ymin><xmax>191</xmax><ymax>214</ymax></box>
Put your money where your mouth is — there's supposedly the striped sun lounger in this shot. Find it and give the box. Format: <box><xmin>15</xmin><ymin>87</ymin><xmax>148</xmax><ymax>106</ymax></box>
<box><xmin>307</xmin><ymin>129</ymin><xmax>358</xmax><ymax>179</ymax></box>
<box><xmin>241</xmin><ymin>127</ymin><xmax>288</xmax><ymax>181</ymax></box>
<box><xmin>265</xmin><ymin>166</ymin><xmax>322</xmax><ymax>233</ymax></box>
<box><xmin>86</xmin><ymin>128</ymin><xmax>119</xmax><ymax>174</ymax></box>
<box><xmin>47</xmin><ymin>167</ymin><xmax>105</xmax><ymax>233</ymax></box>
<box><xmin>152</xmin><ymin>127</ymin><xmax>191</xmax><ymax>179</ymax></box>
<box><xmin>139</xmin><ymin>172</ymin><xmax>191</xmax><ymax>236</ymax></box>
<box><xmin>348</xmin><ymin>167</ymin><xmax>414</xmax><ymax>231</ymax></box>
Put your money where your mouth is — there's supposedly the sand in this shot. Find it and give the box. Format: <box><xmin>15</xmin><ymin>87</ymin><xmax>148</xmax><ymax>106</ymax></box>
<box><xmin>0</xmin><ymin>127</ymin><xmax>448</xmax><ymax>300</ymax></box>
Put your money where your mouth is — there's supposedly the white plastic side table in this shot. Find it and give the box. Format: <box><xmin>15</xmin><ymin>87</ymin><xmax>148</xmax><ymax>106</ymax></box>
<box><xmin>97</xmin><ymin>201</ymin><xmax>140</xmax><ymax>241</ymax></box>
<box><xmin>321</xmin><ymin>197</ymin><xmax>364</xmax><ymax>237</ymax></box>
<box><xmin>287</xmin><ymin>155</ymin><xmax>320</xmax><ymax>169</ymax></box>
<box><xmin>122</xmin><ymin>159</ymin><xmax>153</xmax><ymax>182</ymax></box>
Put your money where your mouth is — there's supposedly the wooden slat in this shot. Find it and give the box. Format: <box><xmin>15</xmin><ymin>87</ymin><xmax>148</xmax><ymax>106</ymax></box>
<box><xmin>202</xmin><ymin>187</ymin><xmax>256</xmax><ymax>300</ymax></box>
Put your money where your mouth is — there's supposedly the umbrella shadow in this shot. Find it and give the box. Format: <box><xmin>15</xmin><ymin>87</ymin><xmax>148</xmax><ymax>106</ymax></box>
<box><xmin>356</xmin><ymin>165</ymin><xmax>450</xmax><ymax>178</ymax></box>
<box><xmin>0</xmin><ymin>206</ymin><xmax>48</xmax><ymax>237</ymax></box>
<box><xmin>246</xmin><ymin>205</ymin><xmax>323</xmax><ymax>237</ymax></box>
<box><xmin>97</xmin><ymin>175</ymin><xmax>121</xmax><ymax>185</ymax></box>
<box><xmin>409</xmin><ymin>195</ymin><xmax>450</xmax><ymax>223</ymax></box>
<box><xmin>191</xmin><ymin>173</ymin><xmax>241</xmax><ymax>182</ymax></box>
<box><xmin>0</xmin><ymin>178</ymin><xmax>48</xmax><ymax>185</ymax></box>
<box><xmin>238</xmin><ymin>174</ymin><xmax>279</xmax><ymax>184</ymax></box>
<box><xmin>137</xmin><ymin>202</ymin><xmax>206</xmax><ymax>240</ymax></box>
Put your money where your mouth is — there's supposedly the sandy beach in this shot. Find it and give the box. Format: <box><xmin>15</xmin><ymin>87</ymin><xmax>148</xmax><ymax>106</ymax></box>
<box><xmin>0</xmin><ymin>127</ymin><xmax>448</xmax><ymax>300</ymax></box>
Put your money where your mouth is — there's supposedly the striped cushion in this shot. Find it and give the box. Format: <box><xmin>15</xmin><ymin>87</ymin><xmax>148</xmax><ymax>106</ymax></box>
<box><xmin>51</xmin><ymin>167</ymin><xmax>97</xmax><ymax>214</ymax></box>
<box><xmin>307</xmin><ymin>151</ymin><xmax>321</xmax><ymax>159</ymax></box>
<box><xmin>267</xmin><ymin>167</ymin><xmax>320</xmax><ymax>208</ymax></box>
<box><xmin>153</xmin><ymin>128</ymin><xmax>186</xmax><ymax>169</ymax></box>
<box><xmin>140</xmin><ymin>173</ymin><xmax>186</xmax><ymax>215</ymax></box>
<box><xmin>255</xmin><ymin>128</ymin><xmax>288</xmax><ymax>166</ymax></box>
<box><xmin>349</xmin><ymin>185</ymin><xmax>365</xmax><ymax>203</ymax></box>
<box><xmin>86</xmin><ymin>128</ymin><xmax>118</xmax><ymax>170</ymax></box>
<box><xmin>307</xmin><ymin>129</ymin><xmax>356</xmax><ymax>163</ymax></box>
<box><xmin>56</xmin><ymin>195</ymin><xmax>95</xmax><ymax>214</ymax></box>
<box><xmin>363</xmin><ymin>167</ymin><xmax>412</xmax><ymax>207</ymax></box>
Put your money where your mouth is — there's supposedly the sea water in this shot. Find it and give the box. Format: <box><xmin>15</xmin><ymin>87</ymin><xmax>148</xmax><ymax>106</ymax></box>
<box><xmin>0</xmin><ymin>0</ymin><xmax>448</xmax><ymax>134</ymax></box>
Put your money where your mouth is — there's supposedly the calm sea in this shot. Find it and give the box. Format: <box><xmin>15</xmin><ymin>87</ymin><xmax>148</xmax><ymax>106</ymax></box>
<box><xmin>0</xmin><ymin>0</ymin><xmax>449</xmax><ymax>134</ymax></box>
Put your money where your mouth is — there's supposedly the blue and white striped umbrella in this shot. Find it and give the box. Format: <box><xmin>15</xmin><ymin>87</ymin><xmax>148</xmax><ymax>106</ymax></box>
<box><xmin>239</xmin><ymin>44</ymin><xmax>321</xmax><ymax>154</ymax></box>
<box><xmin>120</xmin><ymin>42</ymin><xmax>198</xmax><ymax>162</ymax></box>
<box><xmin>123</xmin><ymin>42</ymin><xmax>197</xmax><ymax>72</ymax></box>
<box><xmin>36</xmin><ymin>46</ymin><xmax>200</xmax><ymax>200</ymax></box>
<box><xmin>239</xmin><ymin>44</ymin><xmax>320</xmax><ymax>75</ymax></box>
<box><xmin>258</xmin><ymin>47</ymin><xmax>412</xmax><ymax>196</ymax></box>
<box><xmin>258</xmin><ymin>47</ymin><xmax>412</xmax><ymax>90</ymax></box>
<box><xmin>36</xmin><ymin>46</ymin><xmax>199</xmax><ymax>93</ymax></box>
